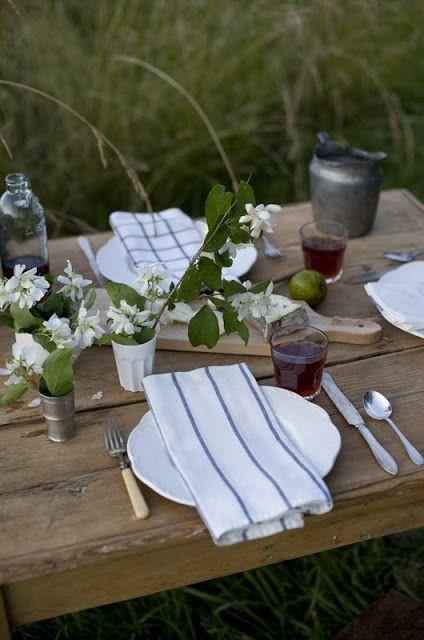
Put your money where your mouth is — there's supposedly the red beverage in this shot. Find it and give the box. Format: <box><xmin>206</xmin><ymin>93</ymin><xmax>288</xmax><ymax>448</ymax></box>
<box><xmin>2</xmin><ymin>255</ymin><xmax>49</xmax><ymax>278</ymax></box>
<box><xmin>270</xmin><ymin>326</ymin><xmax>328</xmax><ymax>400</ymax></box>
<box><xmin>300</xmin><ymin>220</ymin><xmax>348</xmax><ymax>283</ymax></box>
<box><xmin>302</xmin><ymin>236</ymin><xmax>346</xmax><ymax>280</ymax></box>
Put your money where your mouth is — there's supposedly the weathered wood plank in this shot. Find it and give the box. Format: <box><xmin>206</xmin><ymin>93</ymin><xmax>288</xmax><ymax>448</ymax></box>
<box><xmin>0</xmin><ymin>589</ymin><xmax>11</xmax><ymax>639</ymax></box>
<box><xmin>1</xmin><ymin>347</ymin><xmax>423</xmax><ymax>585</ymax></box>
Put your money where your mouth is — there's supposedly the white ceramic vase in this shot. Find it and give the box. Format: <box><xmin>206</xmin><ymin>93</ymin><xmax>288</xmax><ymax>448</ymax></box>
<box><xmin>112</xmin><ymin>335</ymin><xmax>157</xmax><ymax>392</ymax></box>
<box><xmin>14</xmin><ymin>332</ymin><xmax>49</xmax><ymax>368</ymax></box>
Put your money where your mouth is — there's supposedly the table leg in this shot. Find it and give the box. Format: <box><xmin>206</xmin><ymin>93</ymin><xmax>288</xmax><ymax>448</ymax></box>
<box><xmin>0</xmin><ymin>588</ymin><xmax>12</xmax><ymax>640</ymax></box>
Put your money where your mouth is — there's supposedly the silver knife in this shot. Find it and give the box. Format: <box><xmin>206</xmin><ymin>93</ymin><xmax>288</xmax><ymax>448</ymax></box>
<box><xmin>322</xmin><ymin>372</ymin><xmax>398</xmax><ymax>475</ymax></box>
<box><xmin>77</xmin><ymin>236</ymin><xmax>107</xmax><ymax>287</ymax></box>
<box><xmin>345</xmin><ymin>270</ymin><xmax>390</xmax><ymax>285</ymax></box>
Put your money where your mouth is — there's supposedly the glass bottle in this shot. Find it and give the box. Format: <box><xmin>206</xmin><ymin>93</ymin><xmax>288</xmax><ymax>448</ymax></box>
<box><xmin>0</xmin><ymin>173</ymin><xmax>49</xmax><ymax>277</ymax></box>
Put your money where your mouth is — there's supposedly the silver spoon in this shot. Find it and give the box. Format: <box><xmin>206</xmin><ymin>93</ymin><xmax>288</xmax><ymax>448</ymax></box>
<box><xmin>383</xmin><ymin>249</ymin><xmax>424</xmax><ymax>263</ymax></box>
<box><xmin>363</xmin><ymin>390</ymin><xmax>424</xmax><ymax>465</ymax></box>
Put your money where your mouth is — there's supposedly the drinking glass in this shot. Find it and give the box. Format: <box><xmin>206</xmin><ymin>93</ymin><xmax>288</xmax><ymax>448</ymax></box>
<box><xmin>270</xmin><ymin>325</ymin><xmax>328</xmax><ymax>400</ymax></box>
<box><xmin>300</xmin><ymin>220</ymin><xmax>348</xmax><ymax>283</ymax></box>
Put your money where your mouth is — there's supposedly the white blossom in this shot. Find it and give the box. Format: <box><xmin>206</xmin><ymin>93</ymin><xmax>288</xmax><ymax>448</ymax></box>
<box><xmin>42</xmin><ymin>314</ymin><xmax>75</xmax><ymax>349</ymax></box>
<box><xmin>2</xmin><ymin>342</ymin><xmax>43</xmax><ymax>386</ymax></box>
<box><xmin>218</xmin><ymin>238</ymin><xmax>252</xmax><ymax>259</ymax></box>
<box><xmin>5</xmin><ymin>265</ymin><xmax>50</xmax><ymax>309</ymax></box>
<box><xmin>28</xmin><ymin>397</ymin><xmax>41</xmax><ymax>408</ymax></box>
<box><xmin>91</xmin><ymin>391</ymin><xmax>103</xmax><ymax>401</ymax></box>
<box><xmin>107</xmin><ymin>300</ymin><xmax>151</xmax><ymax>336</ymax></box>
<box><xmin>135</xmin><ymin>263</ymin><xmax>172</xmax><ymax>298</ymax></box>
<box><xmin>57</xmin><ymin>260</ymin><xmax>92</xmax><ymax>302</ymax></box>
<box><xmin>0</xmin><ymin>279</ymin><xmax>10</xmax><ymax>312</ymax></box>
<box><xmin>229</xmin><ymin>280</ymin><xmax>274</xmax><ymax>321</ymax></box>
<box><xmin>239</xmin><ymin>203</ymin><xmax>281</xmax><ymax>239</ymax></box>
<box><xmin>74</xmin><ymin>302</ymin><xmax>105</xmax><ymax>349</ymax></box>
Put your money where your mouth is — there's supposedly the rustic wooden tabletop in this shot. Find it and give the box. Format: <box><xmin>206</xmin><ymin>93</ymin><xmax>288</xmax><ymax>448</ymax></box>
<box><xmin>1</xmin><ymin>189</ymin><xmax>424</xmax><ymax>635</ymax></box>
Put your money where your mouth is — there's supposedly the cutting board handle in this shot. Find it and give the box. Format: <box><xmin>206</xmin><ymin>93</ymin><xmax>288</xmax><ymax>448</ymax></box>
<box><xmin>306</xmin><ymin>306</ymin><xmax>382</xmax><ymax>344</ymax></box>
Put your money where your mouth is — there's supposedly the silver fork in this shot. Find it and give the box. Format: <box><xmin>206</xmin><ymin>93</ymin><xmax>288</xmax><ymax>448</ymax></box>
<box><xmin>104</xmin><ymin>424</ymin><xmax>150</xmax><ymax>519</ymax></box>
<box><xmin>263</xmin><ymin>234</ymin><xmax>283</xmax><ymax>259</ymax></box>
<box><xmin>383</xmin><ymin>248</ymin><xmax>424</xmax><ymax>263</ymax></box>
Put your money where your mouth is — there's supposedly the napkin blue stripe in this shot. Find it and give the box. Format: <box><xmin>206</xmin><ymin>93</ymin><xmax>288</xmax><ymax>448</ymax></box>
<box><xmin>238</xmin><ymin>364</ymin><xmax>332</xmax><ymax>504</ymax></box>
<box><xmin>160</xmin><ymin>212</ymin><xmax>201</xmax><ymax>261</ymax></box>
<box><xmin>132</xmin><ymin>213</ymin><xmax>161</xmax><ymax>262</ymax></box>
<box><xmin>205</xmin><ymin>367</ymin><xmax>292</xmax><ymax>508</ymax></box>
<box><xmin>171</xmin><ymin>372</ymin><xmax>253</xmax><ymax>523</ymax></box>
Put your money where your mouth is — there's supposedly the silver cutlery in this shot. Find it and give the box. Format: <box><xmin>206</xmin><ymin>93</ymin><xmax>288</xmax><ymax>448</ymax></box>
<box><xmin>104</xmin><ymin>424</ymin><xmax>150</xmax><ymax>519</ymax></box>
<box><xmin>263</xmin><ymin>235</ymin><xmax>283</xmax><ymax>259</ymax></box>
<box><xmin>77</xmin><ymin>235</ymin><xmax>108</xmax><ymax>287</ymax></box>
<box><xmin>345</xmin><ymin>269</ymin><xmax>390</xmax><ymax>285</ymax></box>
<box><xmin>322</xmin><ymin>372</ymin><xmax>398</xmax><ymax>475</ymax></box>
<box><xmin>363</xmin><ymin>390</ymin><xmax>424</xmax><ymax>466</ymax></box>
<box><xmin>383</xmin><ymin>249</ymin><xmax>424</xmax><ymax>263</ymax></box>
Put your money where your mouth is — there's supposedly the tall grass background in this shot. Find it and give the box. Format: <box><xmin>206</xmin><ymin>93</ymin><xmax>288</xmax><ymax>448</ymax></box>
<box><xmin>2</xmin><ymin>1</ymin><xmax>424</xmax><ymax>638</ymax></box>
<box><xmin>0</xmin><ymin>0</ymin><xmax>423</xmax><ymax>235</ymax></box>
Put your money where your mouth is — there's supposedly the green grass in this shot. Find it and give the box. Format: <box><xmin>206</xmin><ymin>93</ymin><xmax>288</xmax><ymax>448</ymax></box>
<box><xmin>13</xmin><ymin>532</ymin><xmax>424</xmax><ymax>639</ymax></box>
<box><xmin>2</xmin><ymin>1</ymin><xmax>424</xmax><ymax>637</ymax></box>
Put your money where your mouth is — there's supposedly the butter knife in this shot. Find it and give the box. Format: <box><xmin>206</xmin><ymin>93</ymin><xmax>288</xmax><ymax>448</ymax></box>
<box><xmin>77</xmin><ymin>235</ymin><xmax>107</xmax><ymax>287</ymax></box>
<box><xmin>322</xmin><ymin>372</ymin><xmax>398</xmax><ymax>475</ymax></box>
<box><xmin>345</xmin><ymin>270</ymin><xmax>391</xmax><ymax>285</ymax></box>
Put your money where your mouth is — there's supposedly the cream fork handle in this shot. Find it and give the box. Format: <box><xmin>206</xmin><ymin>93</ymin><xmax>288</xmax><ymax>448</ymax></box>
<box><xmin>121</xmin><ymin>467</ymin><xmax>150</xmax><ymax>519</ymax></box>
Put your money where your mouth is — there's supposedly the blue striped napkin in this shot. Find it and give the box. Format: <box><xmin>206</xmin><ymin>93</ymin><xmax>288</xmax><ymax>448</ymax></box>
<box><xmin>110</xmin><ymin>208</ymin><xmax>203</xmax><ymax>278</ymax></box>
<box><xmin>143</xmin><ymin>363</ymin><xmax>333</xmax><ymax>545</ymax></box>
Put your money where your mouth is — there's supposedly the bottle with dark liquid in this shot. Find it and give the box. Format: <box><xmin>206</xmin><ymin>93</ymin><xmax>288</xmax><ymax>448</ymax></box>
<box><xmin>0</xmin><ymin>173</ymin><xmax>49</xmax><ymax>278</ymax></box>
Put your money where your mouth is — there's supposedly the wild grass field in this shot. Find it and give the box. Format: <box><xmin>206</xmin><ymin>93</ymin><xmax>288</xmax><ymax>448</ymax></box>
<box><xmin>1</xmin><ymin>1</ymin><xmax>423</xmax><ymax>638</ymax></box>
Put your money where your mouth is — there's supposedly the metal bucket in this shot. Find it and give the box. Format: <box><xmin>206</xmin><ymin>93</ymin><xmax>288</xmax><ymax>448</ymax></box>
<box><xmin>309</xmin><ymin>132</ymin><xmax>386</xmax><ymax>238</ymax></box>
<box><xmin>40</xmin><ymin>388</ymin><xmax>76</xmax><ymax>442</ymax></box>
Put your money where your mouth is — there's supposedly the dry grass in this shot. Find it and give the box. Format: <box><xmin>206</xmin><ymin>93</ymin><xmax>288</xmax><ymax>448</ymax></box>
<box><xmin>0</xmin><ymin>1</ymin><xmax>422</xmax><ymax>235</ymax></box>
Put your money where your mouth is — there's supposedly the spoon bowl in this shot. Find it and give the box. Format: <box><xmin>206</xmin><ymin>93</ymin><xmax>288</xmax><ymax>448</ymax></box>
<box><xmin>363</xmin><ymin>390</ymin><xmax>392</xmax><ymax>420</ymax></box>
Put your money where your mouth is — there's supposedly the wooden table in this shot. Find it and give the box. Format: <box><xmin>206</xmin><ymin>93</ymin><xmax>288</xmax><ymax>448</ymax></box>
<box><xmin>1</xmin><ymin>189</ymin><xmax>424</xmax><ymax>637</ymax></box>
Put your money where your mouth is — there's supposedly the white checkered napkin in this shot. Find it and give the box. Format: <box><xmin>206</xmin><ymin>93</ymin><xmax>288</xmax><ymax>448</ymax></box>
<box><xmin>110</xmin><ymin>208</ymin><xmax>204</xmax><ymax>278</ymax></box>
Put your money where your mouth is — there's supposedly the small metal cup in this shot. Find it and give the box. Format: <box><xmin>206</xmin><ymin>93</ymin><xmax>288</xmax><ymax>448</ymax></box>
<box><xmin>39</xmin><ymin>388</ymin><xmax>76</xmax><ymax>442</ymax></box>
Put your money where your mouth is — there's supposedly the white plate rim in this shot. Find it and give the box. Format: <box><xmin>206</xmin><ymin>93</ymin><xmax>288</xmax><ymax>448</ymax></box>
<box><xmin>127</xmin><ymin>385</ymin><xmax>341</xmax><ymax>506</ymax></box>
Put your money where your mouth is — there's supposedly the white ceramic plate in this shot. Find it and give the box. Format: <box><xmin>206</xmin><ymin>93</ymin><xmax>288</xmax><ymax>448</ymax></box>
<box><xmin>127</xmin><ymin>386</ymin><xmax>341</xmax><ymax>506</ymax></box>
<box><xmin>97</xmin><ymin>221</ymin><xmax>258</xmax><ymax>284</ymax></box>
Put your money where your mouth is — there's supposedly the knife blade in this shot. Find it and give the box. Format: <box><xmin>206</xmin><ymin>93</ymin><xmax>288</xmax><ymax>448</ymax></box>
<box><xmin>345</xmin><ymin>270</ymin><xmax>390</xmax><ymax>285</ymax></box>
<box><xmin>321</xmin><ymin>372</ymin><xmax>398</xmax><ymax>475</ymax></box>
<box><xmin>77</xmin><ymin>236</ymin><xmax>107</xmax><ymax>287</ymax></box>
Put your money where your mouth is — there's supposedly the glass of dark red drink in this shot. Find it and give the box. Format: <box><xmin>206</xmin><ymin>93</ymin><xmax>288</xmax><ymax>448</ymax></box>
<box><xmin>270</xmin><ymin>325</ymin><xmax>328</xmax><ymax>400</ymax></box>
<box><xmin>300</xmin><ymin>220</ymin><xmax>348</xmax><ymax>283</ymax></box>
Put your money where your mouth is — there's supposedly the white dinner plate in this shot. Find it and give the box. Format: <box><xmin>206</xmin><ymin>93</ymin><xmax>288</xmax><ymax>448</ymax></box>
<box><xmin>127</xmin><ymin>386</ymin><xmax>341</xmax><ymax>506</ymax></box>
<box><xmin>97</xmin><ymin>221</ymin><xmax>258</xmax><ymax>284</ymax></box>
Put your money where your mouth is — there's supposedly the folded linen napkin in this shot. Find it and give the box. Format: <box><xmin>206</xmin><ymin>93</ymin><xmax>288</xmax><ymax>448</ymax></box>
<box><xmin>143</xmin><ymin>363</ymin><xmax>332</xmax><ymax>545</ymax></box>
<box><xmin>110</xmin><ymin>208</ymin><xmax>203</xmax><ymax>278</ymax></box>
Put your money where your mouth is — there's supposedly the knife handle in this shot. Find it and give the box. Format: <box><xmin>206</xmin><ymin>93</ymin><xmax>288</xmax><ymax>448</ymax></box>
<box><xmin>121</xmin><ymin>467</ymin><xmax>150</xmax><ymax>519</ymax></box>
<box><xmin>357</xmin><ymin>424</ymin><xmax>398</xmax><ymax>475</ymax></box>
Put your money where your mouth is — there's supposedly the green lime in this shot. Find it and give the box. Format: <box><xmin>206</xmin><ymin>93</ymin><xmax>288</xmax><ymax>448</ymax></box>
<box><xmin>288</xmin><ymin>269</ymin><xmax>327</xmax><ymax>308</ymax></box>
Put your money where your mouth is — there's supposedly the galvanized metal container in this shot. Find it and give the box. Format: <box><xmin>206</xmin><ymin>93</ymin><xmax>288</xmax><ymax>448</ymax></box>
<box><xmin>40</xmin><ymin>388</ymin><xmax>76</xmax><ymax>442</ymax></box>
<box><xmin>309</xmin><ymin>133</ymin><xmax>387</xmax><ymax>238</ymax></box>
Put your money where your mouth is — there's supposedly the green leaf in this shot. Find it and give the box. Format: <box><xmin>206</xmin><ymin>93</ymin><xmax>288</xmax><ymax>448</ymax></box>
<box><xmin>188</xmin><ymin>304</ymin><xmax>220</xmax><ymax>349</ymax></box>
<box><xmin>177</xmin><ymin>266</ymin><xmax>202</xmax><ymax>302</ymax></box>
<box><xmin>205</xmin><ymin>185</ymin><xmax>233</xmax><ymax>231</ymax></box>
<box><xmin>219</xmin><ymin>301</ymin><xmax>249</xmax><ymax>344</ymax></box>
<box><xmin>214</xmin><ymin>250</ymin><xmax>233</xmax><ymax>268</ymax></box>
<box><xmin>98</xmin><ymin>333</ymin><xmax>113</xmax><ymax>345</ymax></box>
<box><xmin>198</xmin><ymin>257</ymin><xmax>222</xmax><ymax>291</ymax></box>
<box><xmin>134</xmin><ymin>328</ymin><xmax>156</xmax><ymax>344</ymax></box>
<box><xmin>41</xmin><ymin>348</ymin><xmax>74</xmax><ymax>397</ymax></box>
<box><xmin>84</xmin><ymin>287</ymin><xmax>97</xmax><ymax>310</ymax></box>
<box><xmin>36</xmin><ymin>292</ymin><xmax>65</xmax><ymax>319</ymax></box>
<box><xmin>111</xmin><ymin>334</ymin><xmax>138</xmax><ymax>345</ymax></box>
<box><xmin>223</xmin><ymin>280</ymin><xmax>245</xmax><ymax>297</ymax></box>
<box><xmin>10</xmin><ymin>303</ymin><xmax>43</xmax><ymax>332</ymax></box>
<box><xmin>250</xmin><ymin>280</ymin><xmax>271</xmax><ymax>294</ymax></box>
<box><xmin>203</xmin><ymin>225</ymin><xmax>230</xmax><ymax>253</ymax></box>
<box><xmin>0</xmin><ymin>313</ymin><xmax>14</xmax><ymax>328</ymax></box>
<box><xmin>33</xmin><ymin>333</ymin><xmax>56</xmax><ymax>353</ymax></box>
<box><xmin>105</xmin><ymin>282</ymin><xmax>146</xmax><ymax>309</ymax></box>
<box><xmin>236</xmin><ymin>320</ymin><xmax>249</xmax><ymax>344</ymax></box>
<box><xmin>0</xmin><ymin>382</ymin><xmax>29</xmax><ymax>406</ymax></box>
<box><xmin>235</xmin><ymin>180</ymin><xmax>255</xmax><ymax>213</ymax></box>
<box><xmin>229</xmin><ymin>227</ymin><xmax>251</xmax><ymax>244</ymax></box>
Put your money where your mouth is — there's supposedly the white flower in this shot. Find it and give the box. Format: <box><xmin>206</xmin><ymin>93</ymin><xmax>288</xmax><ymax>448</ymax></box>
<box><xmin>57</xmin><ymin>260</ymin><xmax>92</xmax><ymax>302</ymax></box>
<box><xmin>135</xmin><ymin>263</ymin><xmax>172</xmax><ymax>298</ymax></box>
<box><xmin>5</xmin><ymin>265</ymin><xmax>50</xmax><ymax>309</ymax></box>
<box><xmin>218</xmin><ymin>238</ymin><xmax>252</xmax><ymax>259</ymax></box>
<box><xmin>74</xmin><ymin>302</ymin><xmax>105</xmax><ymax>349</ymax></box>
<box><xmin>28</xmin><ymin>397</ymin><xmax>41</xmax><ymax>408</ymax></box>
<box><xmin>2</xmin><ymin>342</ymin><xmax>43</xmax><ymax>386</ymax></box>
<box><xmin>239</xmin><ymin>203</ymin><xmax>281</xmax><ymax>239</ymax></box>
<box><xmin>0</xmin><ymin>279</ymin><xmax>10</xmax><ymax>312</ymax></box>
<box><xmin>229</xmin><ymin>280</ymin><xmax>274</xmax><ymax>321</ymax></box>
<box><xmin>107</xmin><ymin>300</ymin><xmax>151</xmax><ymax>335</ymax></box>
<box><xmin>91</xmin><ymin>391</ymin><xmax>103</xmax><ymax>401</ymax></box>
<box><xmin>42</xmin><ymin>314</ymin><xmax>75</xmax><ymax>349</ymax></box>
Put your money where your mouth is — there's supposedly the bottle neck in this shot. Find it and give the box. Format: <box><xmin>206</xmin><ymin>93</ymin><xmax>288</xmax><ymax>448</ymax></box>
<box><xmin>5</xmin><ymin>173</ymin><xmax>30</xmax><ymax>195</ymax></box>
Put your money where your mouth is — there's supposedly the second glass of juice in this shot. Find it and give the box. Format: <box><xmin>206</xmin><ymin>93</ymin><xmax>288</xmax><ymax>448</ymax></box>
<box><xmin>270</xmin><ymin>325</ymin><xmax>328</xmax><ymax>400</ymax></box>
<box><xmin>300</xmin><ymin>220</ymin><xmax>347</xmax><ymax>283</ymax></box>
